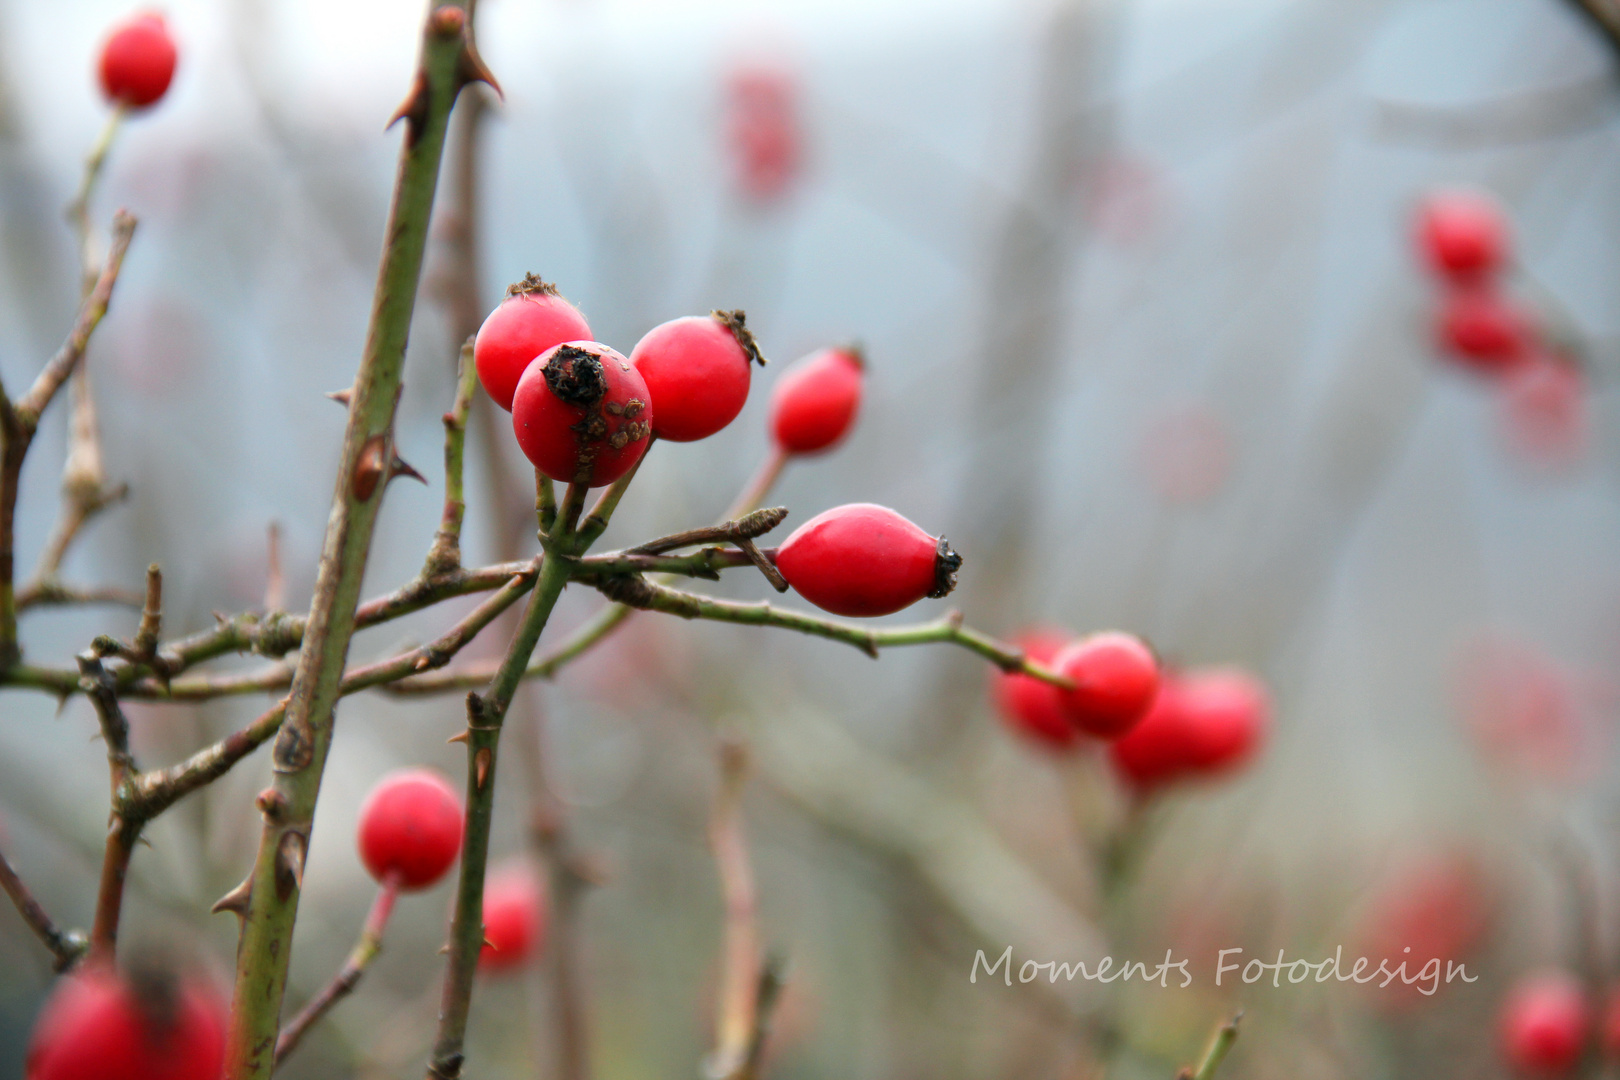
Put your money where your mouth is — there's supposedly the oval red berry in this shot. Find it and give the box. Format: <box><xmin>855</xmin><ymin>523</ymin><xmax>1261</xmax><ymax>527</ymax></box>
<box><xmin>775</xmin><ymin>503</ymin><xmax>959</xmax><ymax>618</ymax></box>
<box><xmin>512</xmin><ymin>342</ymin><xmax>653</xmax><ymax>487</ymax></box>
<box><xmin>356</xmin><ymin>768</ymin><xmax>464</xmax><ymax>890</ymax></box>
<box><xmin>1416</xmin><ymin>189</ymin><xmax>1509</xmax><ymax>282</ymax></box>
<box><xmin>993</xmin><ymin>629</ymin><xmax>1083</xmax><ymax>751</ymax></box>
<box><xmin>1500</xmin><ymin>971</ymin><xmax>1588</xmax><ymax>1075</ymax></box>
<box><xmin>769</xmin><ymin>347</ymin><xmax>863</xmax><ymax>455</ymax></box>
<box><xmin>98</xmin><ymin>13</ymin><xmax>178</xmax><ymax>109</ymax></box>
<box><xmin>630</xmin><ymin>311</ymin><xmax>761</xmax><ymax>442</ymax></box>
<box><xmin>1053</xmin><ymin>633</ymin><xmax>1159</xmax><ymax>739</ymax></box>
<box><xmin>479</xmin><ymin>862</ymin><xmax>547</xmax><ymax>973</ymax></box>
<box><xmin>27</xmin><ymin>964</ymin><xmax>226</xmax><ymax>1080</ymax></box>
<box><xmin>474</xmin><ymin>282</ymin><xmax>593</xmax><ymax>412</ymax></box>
<box><xmin>1436</xmin><ymin>287</ymin><xmax>1531</xmax><ymax>373</ymax></box>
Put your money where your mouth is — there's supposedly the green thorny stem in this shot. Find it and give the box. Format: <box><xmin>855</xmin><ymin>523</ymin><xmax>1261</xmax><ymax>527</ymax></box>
<box><xmin>426</xmin><ymin>518</ymin><xmax>586</xmax><ymax>1078</ymax></box>
<box><xmin>224</xmin><ymin>8</ymin><xmax>493</xmax><ymax>1078</ymax></box>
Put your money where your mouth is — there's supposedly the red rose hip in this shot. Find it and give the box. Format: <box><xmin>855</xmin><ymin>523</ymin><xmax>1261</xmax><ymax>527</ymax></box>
<box><xmin>1416</xmin><ymin>189</ymin><xmax>1509</xmax><ymax>282</ymax></box>
<box><xmin>474</xmin><ymin>276</ymin><xmax>593</xmax><ymax>411</ymax></box>
<box><xmin>1110</xmin><ymin>666</ymin><xmax>1269</xmax><ymax>786</ymax></box>
<box><xmin>1500</xmin><ymin>971</ymin><xmax>1588</xmax><ymax>1075</ymax></box>
<box><xmin>769</xmin><ymin>346</ymin><xmax>863</xmax><ymax>455</ymax></box>
<box><xmin>775</xmin><ymin>503</ymin><xmax>960</xmax><ymax>618</ymax></box>
<box><xmin>629</xmin><ymin>310</ymin><xmax>763</xmax><ymax>442</ymax></box>
<box><xmin>512</xmin><ymin>342</ymin><xmax>653</xmax><ymax>486</ymax></box>
<box><xmin>98</xmin><ymin>12</ymin><xmax>178</xmax><ymax>109</ymax></box>
<box><xmin>479</xmin><ymin>862</ymin><xmax>547</xmax><ymax>972</ymax></box>
<box><xmin>357</xmin><ymin>768</ymin><xmax>464</xmax><ymax>890</ymax></box>
<box><xmin>1437</xmin><ymin>287</ymin><xmax>1531</xmax><ymax>373</ymax></box>
<box><xmin>1054</xmin><ymin>633</ymin><xmax>1159</xmax><ymax>738</ymax></box>
<box><xmin>27</xmin><ymin>963</ymin><xmax>226</xmax><ymax>1080</ymax></box>
<box><xmin>993</xmin><ymin>629</ymin><xmax>1082</xmax><ymax>750</ymax></box>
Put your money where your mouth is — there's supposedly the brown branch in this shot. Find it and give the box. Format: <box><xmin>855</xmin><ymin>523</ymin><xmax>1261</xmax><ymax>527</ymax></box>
<box><xmin>15</xmin><ymin>581</ymin><xmax>143</xmax><ymax>611</ymax></box>
<box><xmin>706</xmin><ymin>742</ymin><xmax>760</xmax><ymax>1080</ymax></box>
<box><xmin>275</xmin><ymin>876</ymin><xmax>401</xmax><ymax>1066</ymax></box>
<box><xmin>0</xmin><ymin>845</ymin><xmax>88</xmax><ymax>970</ymax></box>
<box><xmin>78</xmin><ymin>652</ymin><xmax>140</xmax><ymax>962</ymax></box>
<box><xmin>627</xmin><ymin>507</ymin><xmax>788</xmax><ymax>556</ymax></box>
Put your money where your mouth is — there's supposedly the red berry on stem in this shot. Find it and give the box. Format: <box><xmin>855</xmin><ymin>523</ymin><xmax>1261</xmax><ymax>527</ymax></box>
<box><xmin>1053</xmin><ymin>633</ymin><xmax>1159</xmax><ymax>739</ymax></box>
<box><xmin>1500</xmin><ymin>971</ymin><xmax>1588</xmax><ymax>1075</ymax></box>
<box><xmin>357</xmin><ymin>768</ymin><xmax>464</xmax><ymax>890</ymax></box>
<box><xmin>473</xmin><ymin>276</ymin><xmax>593</xmax><ymax>412</ymax></box>
<box><xmin>629</xmin><ymin>310</ymin><xmax>764</xmax><ymax>442</ymax></box>
<box><xmin>769</xmin><ymin>346</ymin><xmax>863</xmax><ymax>455</ymax></box>
<box><xmin>1176</xmin><ymin>667</ymin><xmax>1270</xmax><ymax>772</ymax></box>
<box><xmin>479</xmin><ymin>862</ymin><xmax>547</xmax><ymax>972</ymax></box>
<box><xmin>993</xmin><ymin>629</ymin><xmax>1083</xmax><ymax>750</ymax></box>
<box><xmin>775</xmin><ymin>503</ymin><xmax>960</xmax><ymax>618</ymax></box>
<box><xmin>512</xmin><ymin>342</ymin><xmax>653</xmax><ymax>487</ymax></box>
<box><xmin>98</xmin><ymin>12</ymin><xmax>178</xmax><ymax>110</ymax></box>
<box><xmin>1437</xmin><ymin>286</ymin><xmax>1531</xmax><ymax>374</ymax></box>
<box><xmin>1416</xmin><ymin>189</ymin><xmax>1509</xmax><ymax>282</ymax></box>
<box><xmin>27</xmin><ymin>963</ymin><xmax>226</xmax><ymax>1080</ymax></box>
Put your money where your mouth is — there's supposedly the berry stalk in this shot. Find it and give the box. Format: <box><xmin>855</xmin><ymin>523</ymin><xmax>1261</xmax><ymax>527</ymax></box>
<box><xmin>224</xmin><ymin>7</ymin><xmax>488</xmax><ymax>1076</ymax></box>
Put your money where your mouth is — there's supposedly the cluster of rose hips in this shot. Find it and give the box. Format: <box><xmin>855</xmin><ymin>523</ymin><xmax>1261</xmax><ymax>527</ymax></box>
<box><xmin>992</xmin><ymin>629</ymin><xmax>1269</xmax><ymax>788</ymax></box>
<box><xmin>1498</xmin><ymin>970</ymin><xmax>1620</xmax><ymax>1076</ymax></box>
<box><xmin>1415</xmin><ymin>189</ymin><xmax>1588</xmax><ymax>468</ymax></box>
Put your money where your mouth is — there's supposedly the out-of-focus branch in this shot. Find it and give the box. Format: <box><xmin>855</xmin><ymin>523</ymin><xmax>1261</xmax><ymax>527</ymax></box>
<box><xmin>1568</xmin><ymin>0</ymin><xmax>1620</xmax><ymax>62</ymax></box>
<box><xmin>78</xmin><ymin>653</ymin><xmax>140</xmax><ymax>962</ymax></box>
<box><xmin>227</xmin><ymin>6</ymin><xmax>492</xmax><ymax>1075</ymax></box>
<box><xmin>0</xmin><ymin>845</ymin><xmax>88</xmax><ymax>970</ymax></box>
<box><xmin>706</xmin><ymin>742</ymin><xmax>761</xmax><ymax>1080</ymax></box>
<box><xmin>15</xmin><ymin>581</ymin><xmax>143</xmax><ymax>612</ymax></box>
<box><xmin>274</xmin><ymin>876</ymin><xmax>401</xmax><ymax>1066</ymax></box>
<box><xmin>424</xmin><ymin>340</ymin><xmax>479</xmax><ymax>575</ymax></box>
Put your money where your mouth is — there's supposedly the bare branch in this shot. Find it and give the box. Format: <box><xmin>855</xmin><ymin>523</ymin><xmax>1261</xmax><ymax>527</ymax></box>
<box><xmin>0</xmin><ymin>845</ymin><xmax>88</xmax><ymax>971</ymax></box>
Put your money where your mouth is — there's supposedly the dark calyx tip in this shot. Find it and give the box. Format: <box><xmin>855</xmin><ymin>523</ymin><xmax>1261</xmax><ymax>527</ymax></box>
<box><xmin>838</xmin><ymin>342</ymin><xmax>867</xmax><ymax>370</ymax></box>
<box><xmin>928</xmin><ymin>537</ymin><xmax>962</xmax><ymax>600</ymax></box>
<box><xmin>544</xmin><ymin>345</ymin><xmax>607</xmax><ymax>406</ymax></box>
<box><xmin>714</xmin><ymin>309</ymin><xmax>767</xmax><ymax>366</ymax></box>
<box><xmin>508</xmin><ymin>272</ymin><xmax>560</xmax><ymax>299</ymax></box>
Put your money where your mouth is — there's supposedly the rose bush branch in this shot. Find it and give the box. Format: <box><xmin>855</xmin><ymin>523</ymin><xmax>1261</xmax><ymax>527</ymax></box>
<box><xmin>424</xmin><ymin>340</ymin><xmax>480</xmax><ymax>576</ymax></box>
<box><xmin>0</xmin><ymin>846</ymin><xmax>88</xmax><ymax>971</ymax></box>
<box><xmin>273</xmin><ymin>875</ymin><xmax>401</xmax><ymax>1066</ymax></box>
<box><xmin>225</xmin><ymin>6</ymin><xmax>492</xmax><ymax>1075</ymax></box>
<box><xmin>77</xmin><ymin>653</ymin><xmax>141</xmax><ymax>961</ymax></box>
<box><xmin>706</xmin><ymin>742</ymin><xmax>762</xmax><ymax>1080</ymax></box>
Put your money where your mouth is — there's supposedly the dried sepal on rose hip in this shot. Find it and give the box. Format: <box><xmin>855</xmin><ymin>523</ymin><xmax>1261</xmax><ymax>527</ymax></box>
<box><xmin>474</xmin><ymin>275</ymin><xmax>593</xmax><ymax>411</ymax></box>
<box><xmin>512</xmin><ymin>341</ymin><xmax>653</xmax><ymax>487</ymax></box>
<box><xmin>769</xmin><ymin>345</ymin><xmax>864</xmax><ymax>455</ymax></box>
<box><xmin>478</xmin><ymin>861</ymin><xmax>548</xmax><ymax>973</ymax></box>
<box><xmin>98</xmin><ymin>11</ymin><xmax>178</xmax><ymax>110</ymax></box>
<box><xmin>356</xmin><ymin>768</ymin><xmax>464</xmax><ymax>890</ymax></box>
<box><xmin>629</xmin><ymin>309</ymin><xmax>765</xmax><ymax>442</ymax></box>
<box><xmin>993</xmin><ymin>628</ymin><xmax>1084</xmax><ymax>751</ymax></box>
<box><xmin>1416</xmin><ymin>189</ymin><xmax>1509</xmax><ymax>283</ymax></box>
<box><xmin>27</xmin><ymin>960</ymin><xmax>226</xmax><ymax>1080</ymax></box>
<box><xmin>774</xmin><ymin>503</ymin><xmax>960</xmax><ymax>618</ymax></box>
<box><xmin>1052</xmin><ymin>632</ymin><xmax>1160</xmax><ymax>739</ymax></box>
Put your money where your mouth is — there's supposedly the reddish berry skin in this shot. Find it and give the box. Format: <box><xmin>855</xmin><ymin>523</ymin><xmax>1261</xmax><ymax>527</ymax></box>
<box><xmin>775</xmin><ymin>503</ymin><xmax>960</xmax><ymax>618</ymax></box>
<box><xmin>1109</xmin><ymin>679</ymin><xmax>1193</xmax><ymax>786</ymax></box>
<box><xmin>993</xmin><ymin>629</ymin><xmax>1083</xmax><ymax>750</ymax></box>
<box><xmin>474</xmin><ymin>282</ymin><xmax>593</xmax><ymax>412</ymax></box>
<box><xmin>1110</xmin><ymin>667</ymin><xmax>1269</xmax><ymax>785</ymax></box>
<box><xmin>479</xmin><ymin>863</ymin><xmax>547</xmax><ymax>973</ymax></box>
<box><xmin>27</xmin><ymin>964</ymin><xmax>226</xmax><ymax>1080</ymax></box>
<box><xmin>1437</xmin><ymin>287</ymin><xmax>1531</xmax><ymax>373</ymax></box>
<box><xmin>98</xmin><ymin>13</ymin><xmax>178</xmax><ymax>109</ymax></box>
<box><xmin>728</xmin><ymin>64</ymin><xmax>801</xmax><ymax>200</ymax></box>
<box><xmin>512</xmin><ymin>342</ymin><xmax>653</xmax><ymax>487</ymax></box>
<box><xmin>1417</xmin><ymin>189</ymin><xmax>1509</xmax><ymax>282</ymax></box>
<box><xmin>1053</xmin><ymin>633</ymin><xmax>1159</xmax><ymax>739</ymax></box>
<box><xmin>1500</xmin><ymin>972</ymin><xmax>1588</xmax><ymax>1075</ymax></box>
<box><xmin>769</xmin><ymin>347</ymin><xmax>863</xmax><ymax>455</ymax></box>
<box><xmin>357</xmin><ymin>769</ymin><xmax>464</xmax><ymax>891</ymax></box>
<box><xmin>629</xmin><ymin>311</ymin><xmax>762</xmax><ymax>442</ymax></box>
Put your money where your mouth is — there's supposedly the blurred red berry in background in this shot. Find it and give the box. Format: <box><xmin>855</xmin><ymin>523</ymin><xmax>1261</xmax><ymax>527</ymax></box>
<box><xmin>480</xmin><ymin>862</ymin><xmax>548</xmax><ymax>973</ymax></box>
<box><xmin>1437</xmin><ymin>286</ymin><xmax>1532</xmax><ymax>374</ymax></box>
<box><xmin>1498</xmin><ymin>352</ymin><xmax>1588</xmax><ymax>472</ymax></box>
<box><xmin>1416</xmin><ymin>189</ymin><xmax>1510</xmax><ymax>283</ymax></box>
<box><xmin>27</xmin><ymin>963</ymin><xmax>226</xmax><ymax>1080</ymax></box>
<box><xmin>1500</xmin><ymin>971</ymin><xmax>1588</xmax><ymax>1076</ymax></box>
<box><xmin>1455</xmin><ymin>633</ymin><xmax>1598</xmax><ymax>784</ymax></box>
<box><xmin>1109</xmin><ymin>666</ymin><xmax>1269</xmax><ymax>788</ymax></box>
<box><xmin>727</xmin><ymin>62</ymin><xmax>801</xmax><ymax>201</ymax></box>
<box><xmin>1139</xmin><ymin>403</ymin><xmax>1232</xmax><ymax>506</ymax></box>
<box><xmin>98</xmin><ymin>12</ymin><xmax>178</xmax><ymax>109</ymax></box>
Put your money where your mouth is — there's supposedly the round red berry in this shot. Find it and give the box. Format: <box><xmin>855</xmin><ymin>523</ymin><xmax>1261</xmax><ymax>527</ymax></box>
<box><xmin>1437</xmin><ymin>287</ymin><xmax>1532</xmax><ymax>373</ymax></box>
<box><xmin>1500</xmin><ymin>971</ymin><xmax>1588</xmax><ymax>1075</ymax></box>
<box><xmin>768</xmin><ymin>347</ymin><xmax>863</xmax><ymax>455</ymax></box>
<box><xmin>27</xmin><ymin>963</ymin><xmax>226</xmax><ymax>1080</ymax></box>
<box><xmin>479</xmin><ymin>862</ymin><xmax>547</xmax><ymax>973</ymax></box>
<box><xmin>629</xmin><ymin>310</ymin><xmax>763</xmax><ymax>442</ymax></box>
<box><xmin>356</xmin><ymin>768</ymin><xmax>464</xmax><ymax>890</ymax></box>
<box><xmin>993</xmin><ymin>629</ymin><xmax>1082</xmax><ymax>751</ymax></box>
<box><xmin>1053</xmin><ymin>633</ymin><xmax>1159</xmax><ymax>739</ymax></box>
<box><xmin>512</xmin><ymin>342</ymin><xmax>653</xmax><ymax>487</ymax></box>
<box><xmin>98</xmin><ymin>12</ymin><xmax>178</xmax><ymax>110</ymax></box>
<box><xmin>1110</xmin><ymin>666</ymin><xmax>1269</xmax><ymax>784</ymax></box>
<box><xmin>473</xmin><ymin>277</ymin><xmax>593</xmax><ymax>412</ymax></box>
<box><xmin>775</xmin><ymin>503</ymin><xmax>960</xmax><ymax>618</ymax></box>
<box><xmin>1416</xmin><ymin>189</ymin><xmax>1509</xmax><ymax>282</ymax></box>
<box><xmin>1108</xmin><ymin>679</ymin><xmax>1193</xmax><ymax>786</ymax></box>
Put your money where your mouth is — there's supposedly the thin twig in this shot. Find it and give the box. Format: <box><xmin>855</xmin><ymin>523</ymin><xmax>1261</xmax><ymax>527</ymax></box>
<box><xmin>78</xmin><ymin>652</ymin><xmax>140</xmax><ymax>962</ymax></box>
<box><xmin>724</xmin><ymin>446</ymin><xmax>787</xmax><ymax>522</ymax></box>
<box><xmin>628</xmin><ymin>507</ymin><xmax>789</xmax><ymax>556</ymax></box>
<box><xmin>425</xmin><ymin>339</ymin><xmax>480</xmax><ymax>575</ymax></box>
<box><xmin>264</xmin><ymin>523</ymin><xmax>285</xmax><ymax>612</ymax></box>
<box><xmin>275</xmin><ymin>876</ymin><xmax>401</xmax><ymax>1066</ymax></box>
<box><xmin>14</xmin><ymin>581</ymin><xmax>143</xmax><ymax>611</ymax></box>
<box><xmin>0</xmin><ymin>846</ymin><xmax>88</xmax><ymax>971</ymax></box>
<box><xmin>1186</xmin><ymin>1011</ymin><xmax>1242</xmax><ymax>1080</ymax></box>
<box><xmin>706</xmin><ymin>742</ymin><xmax>760</xmax><ymax>1080</ymax></box>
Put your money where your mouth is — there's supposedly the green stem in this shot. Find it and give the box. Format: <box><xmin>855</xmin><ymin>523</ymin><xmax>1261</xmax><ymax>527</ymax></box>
<box><xmin>425</xmin><ymin>339</ymin><xmax>480</xmax><ymax>575</ymax></box>
<box><xmin>427</xmin><ymin>550</ymin><xmax>574</xmax><ymax>1079</ymax></box>
<box><xmin>1191</xmin><ymin>1012</ymin><xmax>1242</xmax><ymax>1080</ymax></box>
<box><xmin>225</xmin><ymin>10</ymin><xmax>479</xmax><ymax>1078</ymax></box>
